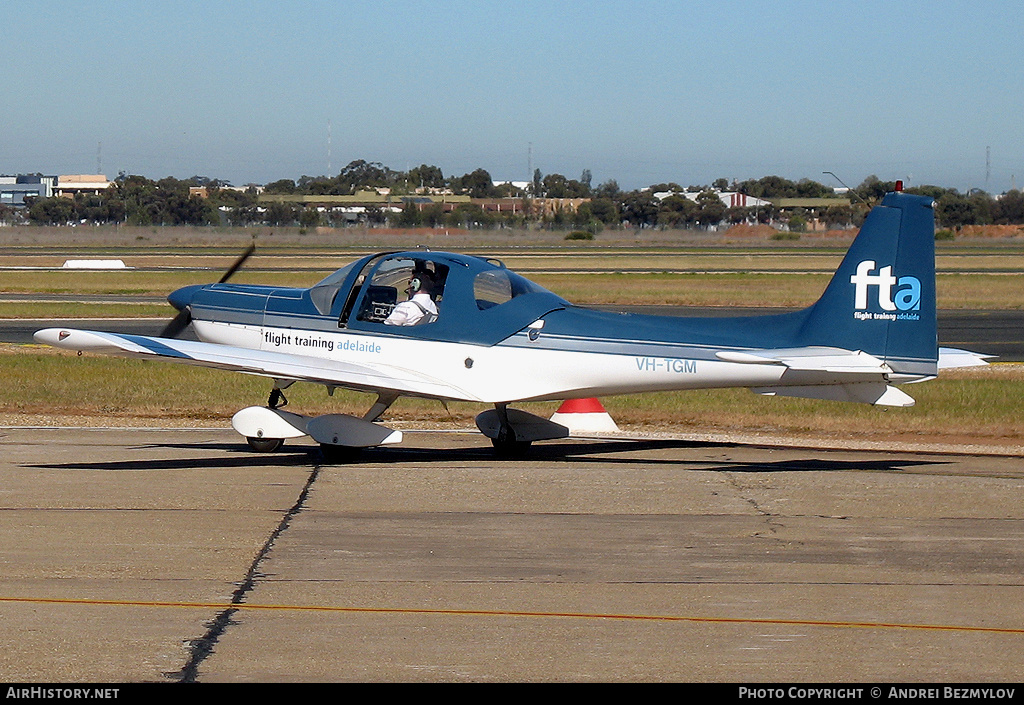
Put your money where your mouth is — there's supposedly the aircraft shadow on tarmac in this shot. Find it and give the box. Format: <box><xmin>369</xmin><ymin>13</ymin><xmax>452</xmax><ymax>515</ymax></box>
<box><xmin>25</xmin><ymin>438</ymin><xmax>947</xmax><ymax>474</ymax></box>
<box><xmin>351</xmin><ymin>440</ymin><xmax>948</xmax><ymax>473</ymax></box>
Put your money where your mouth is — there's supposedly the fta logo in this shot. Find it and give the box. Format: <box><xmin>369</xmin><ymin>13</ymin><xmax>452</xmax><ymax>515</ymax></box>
<box><xmin>850</xmin><ymin>260</ymin><xmax>921</xmax><ymax>311</ymax></box>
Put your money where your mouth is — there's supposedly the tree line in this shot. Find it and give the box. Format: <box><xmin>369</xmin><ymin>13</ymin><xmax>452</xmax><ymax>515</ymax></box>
<box><xmin>9</xmin><ymin>161</ymin><xmax>1024</xmax><ymax>231</ymax></box>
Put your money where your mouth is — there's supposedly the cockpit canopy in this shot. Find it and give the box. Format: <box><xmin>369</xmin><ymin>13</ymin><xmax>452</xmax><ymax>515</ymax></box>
<box><xmin>308</xmin><ymin>251</ymin><xmax>569</xmax><ymax>346</ymax></box>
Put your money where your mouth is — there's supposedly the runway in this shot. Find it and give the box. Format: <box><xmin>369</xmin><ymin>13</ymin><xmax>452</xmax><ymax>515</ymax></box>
<box><xmin>1</xmin><ymin>427</ymin><xmax>1022</xmax><ymax>682</ymax></box>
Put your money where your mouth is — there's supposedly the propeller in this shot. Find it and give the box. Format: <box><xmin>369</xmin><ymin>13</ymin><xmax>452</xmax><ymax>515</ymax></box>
<box><xmin>217</xmin><ymin>242</ymin><xmax>256</xmax><ymax>284</ymax></box>
<box><xmin>159</xmin><ymin>242</ymin><xmax>256</xmax><ymax>339</ymax></box>
<box><xmin>159</xmin><ymin>307</ymin><xmax>193</xmax><ymax>339</ymax></box>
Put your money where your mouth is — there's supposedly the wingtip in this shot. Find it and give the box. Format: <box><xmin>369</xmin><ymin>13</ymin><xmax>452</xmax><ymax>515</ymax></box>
<box><xmin>33</xmin><ymin>328</ymin><xmax>70</xmax><ymax>346</ymax></box>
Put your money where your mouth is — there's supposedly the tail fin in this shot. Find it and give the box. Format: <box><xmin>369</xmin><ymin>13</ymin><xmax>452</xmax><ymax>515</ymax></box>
<box><xmin>797</xmin><ymin>192</ymin><xmax>937</xmax><ymax>377</ymax></box>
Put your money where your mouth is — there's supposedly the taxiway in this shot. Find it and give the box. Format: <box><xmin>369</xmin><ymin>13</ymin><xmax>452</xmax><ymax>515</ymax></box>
<box><xmin>0</xmin><ymin>427</ymin><xmax>1022</xmax><ymax>682</ymax></box>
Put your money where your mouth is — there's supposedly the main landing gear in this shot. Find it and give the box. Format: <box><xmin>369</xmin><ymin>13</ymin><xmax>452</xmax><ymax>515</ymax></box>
<box><xmin>235</xmin><ymin>386</ymin><xmax>572</xmax><ymax>460</ymax></box>
<box><xmin>474</xmin><ymin>403</ymin><xmax>569</xmax><ymax>457</ymax></box>
<box><xmin>232</xmin><ymin>385</ymin><xmax>403</xmax><ymax>461</ymax></box>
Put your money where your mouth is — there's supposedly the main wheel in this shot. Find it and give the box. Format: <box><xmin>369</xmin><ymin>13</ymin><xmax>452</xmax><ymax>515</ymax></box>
<box><xmin>491</xmin><ymin>437</ymin><xmax>533</xmax><ymax>457</ymax></box>
<box><xmin>319</xmin><ymin>443</ymin><xmax>363</xmax><ymax>463</ymax></box>
<box><xmin>246</xmin><ymin>436</ymin><xmax>284</xmax><ymax>453</ymax></box>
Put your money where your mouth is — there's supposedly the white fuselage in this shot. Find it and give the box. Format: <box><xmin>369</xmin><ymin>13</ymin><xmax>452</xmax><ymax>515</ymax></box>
<box><xmin>194</xmin><ymin>320</ymin><xmax>792</xmax><ymax>403</ymax></box>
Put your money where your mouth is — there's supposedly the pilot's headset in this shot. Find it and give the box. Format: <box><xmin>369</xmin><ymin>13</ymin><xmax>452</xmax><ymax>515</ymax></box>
<box><xmin>407</xmin><ymin>270</ymin><xmax>433</xmax><ymax>298</ymax></box>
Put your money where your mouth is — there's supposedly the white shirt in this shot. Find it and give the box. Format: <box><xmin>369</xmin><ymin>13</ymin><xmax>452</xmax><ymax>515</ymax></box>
<box><xmin>383</xmin><ymin>292</ymin><xmax>438</xmax><ymax>326</ymax></box>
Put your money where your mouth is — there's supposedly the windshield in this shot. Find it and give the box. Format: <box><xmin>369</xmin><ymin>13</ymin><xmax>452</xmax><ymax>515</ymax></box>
<box><xmin>309</xmin><ymin>261</ymin><xmax>359</xmax><ymax>315</ymax></box>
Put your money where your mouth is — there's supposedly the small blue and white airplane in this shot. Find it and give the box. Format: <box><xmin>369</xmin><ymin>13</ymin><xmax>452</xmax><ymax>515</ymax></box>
<box><xmin>35</xmin><ymin>190</ymin><xmax>988</xmax><ymax>456</ymax></box>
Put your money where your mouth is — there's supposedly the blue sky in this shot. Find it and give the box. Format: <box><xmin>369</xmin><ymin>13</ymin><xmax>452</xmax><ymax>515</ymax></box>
<box><xmin>4</xmin><ymin>0</ymin><xmax>1022</xmax><ymax>192</ymax></box>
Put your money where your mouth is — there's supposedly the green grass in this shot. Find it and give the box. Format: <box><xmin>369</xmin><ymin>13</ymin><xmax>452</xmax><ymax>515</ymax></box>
<box><xmin>0</xmin><ymin>303</ymin><xmax>169</xmax><ymax>318</ymax></box>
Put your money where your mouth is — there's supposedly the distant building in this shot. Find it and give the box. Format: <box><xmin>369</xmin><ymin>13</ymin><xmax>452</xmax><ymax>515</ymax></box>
<box><xmin>529</xmin><ymin>198</ymin><xmax>590</xmax><ymax>217</ymax></box>
<box><xmin>475</xmin><ymin>198</ymin><xmax>526</xmax><ymax>214</ymax></box>
<box><xmin>1</xmin><ymin>173</ymin><xmax>112</xmax><ymax>207</ymax></box>
<box><xmin>652</xmin><ymin>190</ymin><xmax>773</xmax><ymax>209</ymax></box>
<box><xmin>722</xmin><ymin>192</ymin><xmax>773</xmax><ymax>208</ymax></box>
<box><xmin>190</xmin><ymin>184</ymin><xmax>265</xmax><ymax>198</ymax></box>
<box><xmin>492</xmin><ymin>180</ymin><xmax>530</xmax><ymax>192</ymax></box>
<box><xmin>54</xmin><ymin>174</ymin><xmax>110</xmax><ymax>197</ymax></box>
<box><xmin>0</xmin><ymin>175</ymin><xmax>56</xmax><ymax>206</ymax></box>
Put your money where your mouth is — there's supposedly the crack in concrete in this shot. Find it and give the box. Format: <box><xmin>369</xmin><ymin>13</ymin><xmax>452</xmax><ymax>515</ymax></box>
<box><xmin>168</xmin><ymin>460</ymin><xmax>322</xmax><ymax>682</ymax></box>
<box><xmin>723</xmin><ymin>471</ymin><xmax>789</xmax><ymax>541</ymax></box>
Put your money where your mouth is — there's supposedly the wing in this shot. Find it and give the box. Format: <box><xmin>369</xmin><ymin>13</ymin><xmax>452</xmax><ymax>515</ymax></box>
<box><xmin>33</xmin><ymin>328</ymin><xmax>479</xmax><ymax>402</ymax></box>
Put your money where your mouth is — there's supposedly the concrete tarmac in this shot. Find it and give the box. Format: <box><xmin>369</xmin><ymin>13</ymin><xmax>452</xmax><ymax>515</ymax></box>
<box><xmin>1</xmin><ymin>427</ymin><xmax>1022</xmax><ymax>683</ymax></box>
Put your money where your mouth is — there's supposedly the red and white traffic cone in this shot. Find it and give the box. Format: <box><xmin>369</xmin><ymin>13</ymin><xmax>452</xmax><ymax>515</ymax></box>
<box><xmin>550</xmin><ymin>398</ymin><xmax>619</xmax><ymax>434</ymax></box>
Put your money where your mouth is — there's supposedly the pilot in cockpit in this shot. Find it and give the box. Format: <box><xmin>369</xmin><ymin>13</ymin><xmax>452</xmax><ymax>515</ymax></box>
<box><xmin>384</xmin><ymin>269</ymin><xmax>438</xmax><ymax>325</ymax></box>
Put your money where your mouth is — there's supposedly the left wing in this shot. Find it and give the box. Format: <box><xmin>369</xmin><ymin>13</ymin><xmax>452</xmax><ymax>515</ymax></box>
<box><xmin>33</xmin><ymin>328</ymin><xmax>479</xmax><ymax>401</ymax></box>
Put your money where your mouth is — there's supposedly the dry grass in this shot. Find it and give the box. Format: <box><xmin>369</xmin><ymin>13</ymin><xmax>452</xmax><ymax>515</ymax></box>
<box><xmin>602</xmin><ymin>366</ymin><xmax>1024</xmax><ymax>445</ymax></box>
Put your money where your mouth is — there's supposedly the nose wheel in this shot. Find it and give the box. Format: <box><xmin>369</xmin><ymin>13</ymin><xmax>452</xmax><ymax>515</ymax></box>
<box><xmin>246</xmin><ymin>436</ymin><xmax>285</xmax><ymax>453</ymax></box>
<box><xmin>243</xmin><ymin>384</ymin><xmax>292</xmax><ymax>452</ymax></box>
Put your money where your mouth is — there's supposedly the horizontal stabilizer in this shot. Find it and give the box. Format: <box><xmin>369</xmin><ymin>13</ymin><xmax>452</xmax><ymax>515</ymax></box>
<box><xmin>753</xmin><ymin>382</ymin><xmax>915</xmax><ymax>407</ymax></box>
<box><xmin>717</xmin><ymin>347</ymin><xmax>891</xmax><ymax>374</ymax></box>
<box><xmin>938</xmin><ymin>347</ymin><xmax>994</xmax><ymax>370</ymax></box>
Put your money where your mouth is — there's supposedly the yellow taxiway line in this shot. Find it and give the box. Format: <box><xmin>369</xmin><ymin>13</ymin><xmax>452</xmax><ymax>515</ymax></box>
<box><xmin>2</xmin><ymin>595</ymin><xmax>1022</xmax><ymax>635</ymax></box>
